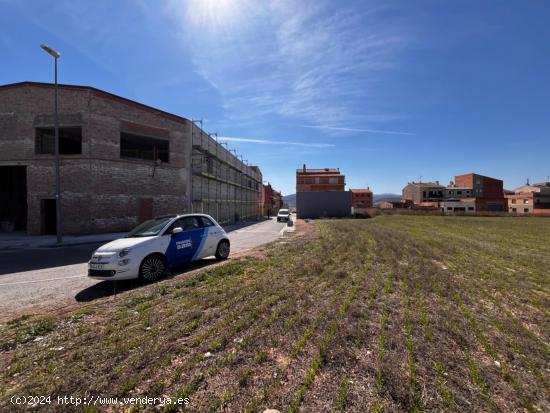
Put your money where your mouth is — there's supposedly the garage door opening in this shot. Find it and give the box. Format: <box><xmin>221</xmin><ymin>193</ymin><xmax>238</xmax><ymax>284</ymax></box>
<box><xmin>0</xmin><ymin>166</ymin><xmax>27</xmax><ymax>232</ymax></box>
<box><xmin>41</xmin><ymin>199</ymin><xmax>57</xmax><ymax>235</ymax></box>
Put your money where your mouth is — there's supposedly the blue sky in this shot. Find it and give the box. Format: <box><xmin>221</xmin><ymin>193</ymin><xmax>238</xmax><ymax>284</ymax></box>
<box><xmin>1</xmin><ymin>0</ymin><xmax>549</xmax><ymax>195</ymax></box>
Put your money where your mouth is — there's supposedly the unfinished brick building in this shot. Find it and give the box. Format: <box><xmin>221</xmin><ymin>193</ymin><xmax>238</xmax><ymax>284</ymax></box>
<box><xmin>454</xmin><ymin>173</ymin><xmax>506</xmax><ymax>212</ymax></box>
<box><xmin>350</xmin><ymin>188</ymin><xmax>373</xmax><ymax>208</ymax></box>
<box><xmin>0</xmin><ymin>82</ymin><xmax>261</xmax><ymax>235</ymax></box>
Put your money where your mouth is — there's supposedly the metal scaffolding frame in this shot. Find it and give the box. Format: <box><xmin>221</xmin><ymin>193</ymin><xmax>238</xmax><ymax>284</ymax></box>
<box><xmin>190</xmin><ymin>119</ymin><xmax>262</xmax><ymax>224</ymax></box>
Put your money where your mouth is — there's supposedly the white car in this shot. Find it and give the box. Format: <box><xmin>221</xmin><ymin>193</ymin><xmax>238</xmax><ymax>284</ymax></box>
<box><xmin>276</xmin><ymin>208</ymin><xmax>291</xmax><ymax>222</ymax></box>
<box><xmin>88</xmin><ymin>214</ymin><xmax>230</xmax><ymax>281</ymax></box>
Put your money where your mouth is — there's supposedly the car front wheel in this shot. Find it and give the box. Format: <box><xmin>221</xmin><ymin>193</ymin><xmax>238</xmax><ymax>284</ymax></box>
<box><xmin>139</xmin><ymin>255</ymin><xmax>166</xmax><ymax>281</ymax></box>
<box><xmin>215</xmin><ymin>240</ymin><xmax>230</xmax><ymax>260</ymax></box>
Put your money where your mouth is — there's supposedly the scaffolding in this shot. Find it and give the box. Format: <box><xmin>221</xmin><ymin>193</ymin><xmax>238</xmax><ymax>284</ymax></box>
<box><xmin>190</xmin><ymin>120</ymin><xmax>262</xmax><ymax>224</ymax></box>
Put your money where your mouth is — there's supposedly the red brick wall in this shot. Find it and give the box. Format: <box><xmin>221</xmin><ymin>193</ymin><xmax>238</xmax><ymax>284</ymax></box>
<box><xmin>296</xmin><ymin>172</ymin><xmax>345</xmax><ymax>192</ymax></box>
<box><xmin>351</xmin><ymin>191</ymin><xmax>373</xmax><ymax>208</ymax></box>
<box><xmin>0</xmin><ymin>84</ymin><xmax>191</xmax><ymax>235</ymax></box>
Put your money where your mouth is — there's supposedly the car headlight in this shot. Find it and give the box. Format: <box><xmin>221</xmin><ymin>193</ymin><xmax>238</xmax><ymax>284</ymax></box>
<box><xmin>118</xmin><ymin>248</ymin><xmax>131</xmax><ymax>258</ymax></box>
<box><xmin>118</xmin><ymin>258</ymin><xmax>130</xmax><ymax>266</ymax></box>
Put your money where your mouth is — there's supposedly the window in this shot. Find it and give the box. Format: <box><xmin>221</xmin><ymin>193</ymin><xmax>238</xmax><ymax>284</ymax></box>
<box><xmin>329</xmin><ymin>177</ymin><xmax>338</xmax><ymax>184</ymax></box>
<box><xmin>524</xmin><ymin>208</ymin><xmax>529</xmax><ymax>213</ymax></box>
<box><xmin>206</xmin><ymin>157</ymin><xmax>213</xmax><ymax>174</ymax></box>
<box><xmin>128</xmin><ymin>216</ymin><xmax>174</xmax><ymax>238</ymax></box>
<box><xmin>457</xmin><ymin>191</ymin><xmax>462</xmax><ymax>195</ymax></box>
<box><xmin>523</xmin><ymin>199</ymin><xmax>529</xmax><ymax>204</ymax></box>
<box><xmin>468</xmin><ymin>207</ymin><xmax>474</xmax><ymax>211</ymax></box>
<box><xmin>120</xmin><ymin>132</ymin><xmax>169</xmax><ymax>163</ymax></box>
<box><xmin>512</xmin><ymin>208</ymin><xmax>516</xmax><ymax>212</ymax></box>
<box><xmin>172</xmin><ymin>216</ymin><xmax>201</xmax><ymax>232</ymax></box>
<box><xmin>511</xmin><ymin>199</ymin><xmax>516</xmax><ymax>204</ymax></box>
<box><xmin>35</xmin><ymin>127</ymin><xmax>82</xmax><ymax>154</ymax></box>
<box><xmin>199</xmin><ymin>216</ymin><xmax>215</xmax><ymax>227</ymax></box>
<box><xmin>447</xmin><ymin>207</ymin><xmax>452</xmax><ymax>210</ymax></box>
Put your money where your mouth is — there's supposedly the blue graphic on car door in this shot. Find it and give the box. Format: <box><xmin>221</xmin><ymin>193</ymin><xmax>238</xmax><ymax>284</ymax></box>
<box><xmin>165</xmin><ymin>218</ymin><xmax>205</xmax><ymax>268</ymax></box>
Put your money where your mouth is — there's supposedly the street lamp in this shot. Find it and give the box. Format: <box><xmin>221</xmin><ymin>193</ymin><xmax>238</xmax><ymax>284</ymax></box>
<box><xmin>40</xmin><ymin>44</ymin><xmax>62</xmax><ymax>243</ymax></box>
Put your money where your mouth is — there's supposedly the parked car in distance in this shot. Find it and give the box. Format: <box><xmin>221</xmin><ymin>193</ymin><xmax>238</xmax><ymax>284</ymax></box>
<box><xmin>277</xmin><ymin>208</ymin><xmax>291</xmax><ymax>222</ymax></box>
<box><xmin>88</xmin><ymin>214</ymin><xmax>230</xmax><ymax>281</ymax></box>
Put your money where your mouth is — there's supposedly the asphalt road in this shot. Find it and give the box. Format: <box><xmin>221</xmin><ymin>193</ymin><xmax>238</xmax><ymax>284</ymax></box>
<box><xmin>0</xmin><ymin>218</ymin><xmax>287</xmax><ymax>320</ymax></box>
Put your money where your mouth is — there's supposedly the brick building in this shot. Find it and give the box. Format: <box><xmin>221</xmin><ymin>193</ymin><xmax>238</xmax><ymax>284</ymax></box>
<box><xmin>0</xmin><ymin>82</ymin><xmax>261</xmax><ymax>235</ymax></box>
<box><xmin>402</xmin><ymin>181</ymin><xmax>445</xmax><ymax>204</ymax></box>
<box><xmin>296</xmin><ymin>165</ymin><xmax>350</xmax><ymax>218</ymax></box>
<box><xmin>506</xmin><ymin>181</ymin><xmax>550</xmax><ymax>215</ymax></box>
<box><xmin>261</xmin><ymin>183</ymin><xmax>283</xmax><ymax>217</ymax></box>
<box><xmin>454</xmin><ymin>173</ymin><xmax>506</xmax><ymax>211</ymax></box>
<box><xmin>350</xmin><ymin>188</ymin><xmax>373</xmax><ymax>208</ymax></box>
<box><xmin>296</xmin><ymin>164</ymin><xmax>345</xmax><ymax>192</ymax></box>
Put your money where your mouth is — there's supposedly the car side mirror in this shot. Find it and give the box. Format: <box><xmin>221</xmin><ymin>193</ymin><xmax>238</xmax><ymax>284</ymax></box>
<box><xmin>171</xmin><ymin>227</ymin><xmax>183</xmax><ymax>236</ymax></box>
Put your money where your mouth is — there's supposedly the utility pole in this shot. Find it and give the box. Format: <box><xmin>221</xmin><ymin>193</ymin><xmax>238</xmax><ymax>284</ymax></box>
<box><xmin>40</xmin><ymin>44</ymin><xmax>62</xmax><ymax>243</ymax></box>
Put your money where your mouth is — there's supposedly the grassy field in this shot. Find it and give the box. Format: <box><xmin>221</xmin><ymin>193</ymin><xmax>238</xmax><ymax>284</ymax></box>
<box><xmin>1</xmin><ymin>216</ymin><xmax>549</xmax><ymax>412</ymax></box>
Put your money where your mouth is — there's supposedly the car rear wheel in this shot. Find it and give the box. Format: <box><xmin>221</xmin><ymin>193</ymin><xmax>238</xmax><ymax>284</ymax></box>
<box><xmin>139</xmin><ymin>255</ymin><xmax>166</xmax><ymax>281</ymax></box>
<box><xmin>215</xmin><ymin>240</ymin><xmax>230</xmax><ymax>260</ymax></box>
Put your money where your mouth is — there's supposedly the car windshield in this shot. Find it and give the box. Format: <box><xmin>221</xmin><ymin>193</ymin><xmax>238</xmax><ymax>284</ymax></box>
<box><xmin>278</xmin><ymin>209</ymin><xmax>289</xmax><ymax>214</ymax></box>
<box><xmin>125</xmin><ymin>216</ymin><xmax>174</xmax><ymax>238</ymax></box>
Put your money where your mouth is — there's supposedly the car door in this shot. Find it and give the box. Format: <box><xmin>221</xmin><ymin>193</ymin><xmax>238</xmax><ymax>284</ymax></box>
<box><xmin>165</xmin><ymin>216</ymin><xmax>204</xmax><ymax>268</ymax></box>
<box><xmin>195</xmin><ymin>216</ymin><xmax>219</xmax><ymax>259</ymax></box>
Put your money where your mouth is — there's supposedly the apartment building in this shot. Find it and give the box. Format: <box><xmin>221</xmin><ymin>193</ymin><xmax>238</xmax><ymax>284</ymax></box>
<box><xmin>506</xmin><ymin>181</ymin><xmax>550</xmax><ymax>215</ymax></box>
<box><xmin>296</xmin><ymin>164</ymin><xmax>345</xmax><ymax>192</ymax></box>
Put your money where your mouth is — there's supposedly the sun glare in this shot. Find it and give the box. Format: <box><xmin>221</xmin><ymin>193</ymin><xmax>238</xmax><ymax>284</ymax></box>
<box><xmin>186</xmin><ymin>0</ymin><xmax>241</xmax><ymax>28</ymax></box>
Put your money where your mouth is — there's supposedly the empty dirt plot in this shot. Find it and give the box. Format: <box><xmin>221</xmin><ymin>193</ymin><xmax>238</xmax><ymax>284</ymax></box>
<box><xmin>1</xmin><ymin>216</ymin><xmax>549</xmax><ymax>412</ymax></box>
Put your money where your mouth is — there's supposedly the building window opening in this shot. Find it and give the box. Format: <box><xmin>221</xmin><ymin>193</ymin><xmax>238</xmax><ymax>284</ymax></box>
<box><xmin>35</xmin><ymin>127</ymin><xmax>82</xmax><ymax>154</ymax></box>
<box><xmin>206</xmin><ymin>157</ymin><xmax>213</xmax><ymax>174</ymax></box>
<box><xmin>120</xmin><ymin>132</ymin><xmax>169</xmax><ymax>163</ymax></box>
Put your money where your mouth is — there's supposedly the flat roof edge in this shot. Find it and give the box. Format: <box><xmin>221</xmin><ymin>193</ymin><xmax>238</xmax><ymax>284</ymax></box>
<box><xmin>0</xmin><ymin>81</ymin><xmax>189</xmax><ymax>124</ymax></box>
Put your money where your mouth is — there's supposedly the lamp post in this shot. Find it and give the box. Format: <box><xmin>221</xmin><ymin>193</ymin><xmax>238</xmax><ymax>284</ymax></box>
<box><xmin>40</xmin><ymin>44</ymin><xmax>62</xmax><ymax>243</ymax></box>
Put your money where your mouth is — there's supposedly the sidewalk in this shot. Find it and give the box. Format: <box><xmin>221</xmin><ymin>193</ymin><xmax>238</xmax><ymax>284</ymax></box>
<box><xmin>0</xmin><ymin>232</ymin><xmax>125</xmax><ymax>251</ymax></box>
<box><xmin>0</xmin><ymin>220</ymin><xmax>266</xmax><ymax>251</ymax></box>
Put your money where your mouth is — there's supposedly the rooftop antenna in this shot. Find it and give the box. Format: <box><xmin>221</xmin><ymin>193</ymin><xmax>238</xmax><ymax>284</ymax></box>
<box><xmin>419</xmin><ymin>175</ymin><xmax>422</xmax><ymax>183</ymax></box>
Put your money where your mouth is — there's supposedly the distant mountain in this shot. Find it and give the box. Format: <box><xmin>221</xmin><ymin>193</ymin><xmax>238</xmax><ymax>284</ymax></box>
<box><xmin>282</xmin><ymin>193</ymin><xmax>296</xmax><ymax>208</ymax></box>
<box><xmin>373</xmin><ymin>193</ymin><xmax>401</xmax><ymax>206</ymax></box>
<box><xmin>282</xmin><ymin>192</ymin><xmax>400</xmax><ymax>208</ymax></box>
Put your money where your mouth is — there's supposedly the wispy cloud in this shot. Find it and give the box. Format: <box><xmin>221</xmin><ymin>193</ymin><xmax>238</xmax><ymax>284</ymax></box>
<box><xmin>161</xmin><ymin>0</ymin><xmax>410</xmax><ymax>126</ymax></box>
<box><xmin>301</xmin><ymin>125</ymin><xmax>416</xmax><ymax>136</ymax></box>
<box><xmin>218</xmin><ymin>136</ymin><xmax>334</xmax><ymax>148</ymax></box>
